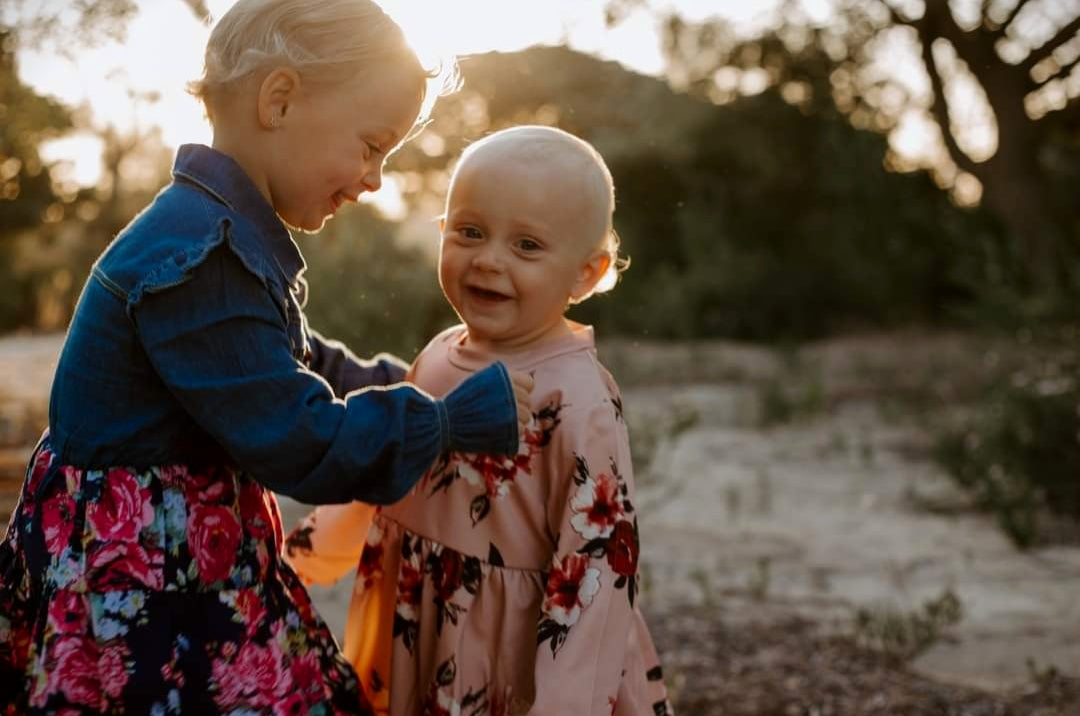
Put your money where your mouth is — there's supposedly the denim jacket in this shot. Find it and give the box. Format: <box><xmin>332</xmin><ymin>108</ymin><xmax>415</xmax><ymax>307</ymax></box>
<box><xmin>47</xmin><ymin>144</ymin><xmax>517</xmax><ymax>505</ymax></box>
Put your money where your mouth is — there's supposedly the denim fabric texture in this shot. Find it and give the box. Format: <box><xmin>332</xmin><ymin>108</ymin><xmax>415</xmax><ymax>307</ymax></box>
<box><xmin>46</xmin><ymin>143</ymin><xmax>518</xmax><ymax>505</ymax></box>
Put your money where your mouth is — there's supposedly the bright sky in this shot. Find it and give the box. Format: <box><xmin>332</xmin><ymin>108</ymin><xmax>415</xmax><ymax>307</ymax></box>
<box><xmin>15</xmin><ymin>0</ymin><xmax>835</xmax><ymax>191</ymax></box>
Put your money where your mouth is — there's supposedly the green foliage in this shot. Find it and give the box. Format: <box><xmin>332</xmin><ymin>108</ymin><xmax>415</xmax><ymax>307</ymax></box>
<box><xmin>300</xmin><ymin>205</ymin><xmax>456</xmax><ymax>361</ymax></box>
<box><xmin>571</xmin><ymin>87</ymin><xmax>998</xmax><ymax>340</ymax></box>
<box><xmin>853</xmin><ymin>588</ymin><xmax>963</xmax><ymax>661</ymax></box>
<box><xmin>0</xmin><ymin>31</ymin><xmax>74</xmax><ymax>331</ymax></box>
<box><xmin>934</xmin><ymin>352</ymin><xmax>1080</xmax><ymax>548</ymax></box>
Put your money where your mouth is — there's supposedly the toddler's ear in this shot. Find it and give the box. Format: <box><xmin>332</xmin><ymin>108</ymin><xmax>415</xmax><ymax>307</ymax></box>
<box><xmin>258</xmin><ymin>67</ymin><xmax>301</xmax><ymax>129</ymax></box>
<box><xmin>571</xmin><ymin>249</ymin><xmax>612</xmax><ymax>301</ymax></box>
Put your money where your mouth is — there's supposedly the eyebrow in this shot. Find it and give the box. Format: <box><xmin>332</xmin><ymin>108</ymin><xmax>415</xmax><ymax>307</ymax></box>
<box><xmin>367</xmin><ymin>127</ymin><xmax>400</xmax><ymax>153</ymax></box>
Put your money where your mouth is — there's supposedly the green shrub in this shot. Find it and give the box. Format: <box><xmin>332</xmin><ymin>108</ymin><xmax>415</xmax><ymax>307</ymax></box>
<box><xmin>853</xmin><ymin>588</ymin><xmax>963</xmax><ymax>661</ymax></box>
<box><xmin>935</xmin><ymin>353</ymin><xmax>1080</xmax><ymax>548</ymax></box>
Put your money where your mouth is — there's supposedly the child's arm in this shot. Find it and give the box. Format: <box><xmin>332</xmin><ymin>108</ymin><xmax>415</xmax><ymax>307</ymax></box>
<box><xmin>306</xmin><ymin>327</ymin><xmax>408</xmax><ymax>395</ymax></box>
<box><xmin>283</xmin><ymin>501</ymin><xmax>377</xmax><ymax>586</ymax></box>
<box><xmin>132</xmin><ymin>246</ymin><xmax>518</xmax><ymax>506</ymax></box>
<box><xmin>529</xmin><ymin>396</ymin><xmax>640</xmax><ymax>715</ymax></box>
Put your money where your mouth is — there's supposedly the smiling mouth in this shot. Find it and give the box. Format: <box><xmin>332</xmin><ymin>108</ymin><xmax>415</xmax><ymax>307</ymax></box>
<box><xmin>329</xmin><ymin>192</ymin><xmax>348</xmax><ymax>214</ymax></box>
<box><xmin>467</xmin><ymin>286</ymin><xmax>511</xmax><ymax>302</ymax></box>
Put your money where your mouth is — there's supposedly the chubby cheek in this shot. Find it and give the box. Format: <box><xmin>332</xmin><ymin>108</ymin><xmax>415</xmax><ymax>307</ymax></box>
<box><xmin>437</xmin><ymin>259</ymin><xmax>461</xmax><ymax>306</ymax></box>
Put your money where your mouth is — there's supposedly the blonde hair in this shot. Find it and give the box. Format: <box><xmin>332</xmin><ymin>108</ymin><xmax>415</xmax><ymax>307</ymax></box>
<box><xmin>453</xmin><ymin>125</ymin><xmax>628</xmax><ymax>299</ymax></box>
<box><xmin>189</xmin><ymin>0</ymin><xmax>452</xmax><ymax>125</ymax></box>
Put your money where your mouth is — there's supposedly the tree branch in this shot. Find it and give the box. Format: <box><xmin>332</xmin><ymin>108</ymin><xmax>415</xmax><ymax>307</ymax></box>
<box><xmin>989</xmin><ymin>0</ymin><xmax>1031</xmax><ymax>39</ymax></box>
<box><xmin>1046</xmin><ymin>53</ymin><xmax>1080</xmax><ymax>86</ymax></box>
<box><xmin>920</xmin><ymin>1</ymin><xmax>995</xmax><ymax>72</ymax></box>
<box><xmin>1022</xmin><ymin>15</ymin><xmax>1080</xmax><ymax>72</ymax></box>
<box><xmin>918</xmin><ymin>20</ymin><xmax>981</xmax><ymax>175</ymax></box>
<box><xmin>178</xmin><ymin>0</ymin><xmax>211</xmax><ymax>23</ymax></box>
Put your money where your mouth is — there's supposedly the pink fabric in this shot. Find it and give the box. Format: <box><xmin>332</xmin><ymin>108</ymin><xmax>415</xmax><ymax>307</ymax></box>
<box><xmin>286</xmin><ymin>323</ymin><xmax>672</xmax><ymax>715</ymax></box>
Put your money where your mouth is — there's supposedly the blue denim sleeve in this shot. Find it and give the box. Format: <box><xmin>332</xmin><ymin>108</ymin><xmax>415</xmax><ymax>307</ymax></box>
<box><xmin>305</xmin><ymin>328</ymin><xmax>408</xmax><ymax>396</ymax></box>
<box><xmin>132</xmin><ymin>245</ymin><xmax>517</xmax><ymax>504</ymax></box>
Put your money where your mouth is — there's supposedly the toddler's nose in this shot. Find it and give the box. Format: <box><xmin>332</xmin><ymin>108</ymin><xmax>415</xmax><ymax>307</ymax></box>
<box><xmin>472</xmin><ymin>242</ymin><xmax>505</xmax><ymax>271</ymax></box>
<box><xmin>360</xmin><ymin>168</ymin><xmax>383</xmax><ymax>193</ymax></box>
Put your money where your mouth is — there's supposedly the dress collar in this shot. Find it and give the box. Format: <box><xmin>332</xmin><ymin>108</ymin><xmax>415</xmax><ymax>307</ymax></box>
<box><xmin>446</xmin><ymin>322</ymin><xmax>596</xmax><ymax>372</ymax></box>
<box><xmin>172</xmin><ymin>143</ymin><xmax>306</xmax><ymax>286</ymax></box>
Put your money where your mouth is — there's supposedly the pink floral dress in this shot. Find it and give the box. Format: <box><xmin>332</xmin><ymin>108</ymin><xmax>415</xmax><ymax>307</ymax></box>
<box><xmin>0</xmin><ymin>436</ymin><xmax>370</xmax><ymax>715</ymax></box>
<box><xmin>285</xmin><ymin>324</ymin><xmax>672</xmax><ymax>715</ymax></box>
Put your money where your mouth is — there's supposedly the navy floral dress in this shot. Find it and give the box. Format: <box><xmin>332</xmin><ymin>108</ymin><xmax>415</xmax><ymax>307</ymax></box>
<box><xmin>1</xmin><ymin>437</ymin><xmax>367</xmax><ymax>714</ymax></box>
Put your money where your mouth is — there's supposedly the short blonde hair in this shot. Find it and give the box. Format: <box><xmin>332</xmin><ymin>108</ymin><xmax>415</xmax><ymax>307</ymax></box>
<box><xmin>453</xmin><ymin>126</ymin><xmax>627</xmax><ymax>299</ymax></box>
<box><xmin>189</xmin><ymin>0</ymin><xmax>449</xmax><ymax>125</ymax></box>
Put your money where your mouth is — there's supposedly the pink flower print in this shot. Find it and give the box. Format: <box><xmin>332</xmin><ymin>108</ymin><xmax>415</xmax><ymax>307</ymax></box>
<box><xmin>543</xmin><ymin>553</ymin><xmax>600</xmax><ymax>627</ymax></box>
<box><xmin>40</xmin><ymin>490</ymin><xmax>76</xmax><ymax>555</ymax></box>
<box><xmin>570</xmin><ymin>472</ymin><xmax>624</xmax><ymax>540</ymax></box>
<box><xmin>234</xmin><ymin>640</ymin><xmax>292</xmax><ymax>706</ymax></box>
<box><xmin>87</xmin><ymin>468</ymin><xmax>154</xmax><ymax>543</ymax></box>
<box><xmin>210</xmin><ymin>652</ymin><xmax>246</xmax><ymax>706</ymax></box>
<box><xmin>47</xmin><ymin>590</ymin><xmax>88</xmax><ymax>635</ymax></box>
<box><xmin>187</xmin><ymin>503</ymin><xmax>242</xmax><ymax>584</ymax></box>
<box><xmin>52</xmin><ymin>636</ymin><xmax>102</xmax><ymax>708</ymax></box>
<box><xmin>99</xmin><ymin>642</ymin><xmax>131</xmax><ymax>699</ymax></box>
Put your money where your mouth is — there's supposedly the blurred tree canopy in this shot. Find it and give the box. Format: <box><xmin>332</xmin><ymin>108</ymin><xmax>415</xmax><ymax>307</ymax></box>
<box><xmin>1</xmin><ymin>1</ymin><xmax>1078</xmax><ymax>346</ymax></box>
<box><xmin>604</xmin><ymin>0</ymin><xmax>1080</xmax><ymax>308</ymax></box>
<box><xmin>0</xmin><ymin>0</ymin><xmax>202</xmax><ymax>331</ymax></box>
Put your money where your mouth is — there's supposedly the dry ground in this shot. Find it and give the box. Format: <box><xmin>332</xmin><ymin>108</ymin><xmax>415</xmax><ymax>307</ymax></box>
<box><xmin>3</xmin><ymin>331</ymin><xmax>1079</xmax><ymax>714</ymax></box>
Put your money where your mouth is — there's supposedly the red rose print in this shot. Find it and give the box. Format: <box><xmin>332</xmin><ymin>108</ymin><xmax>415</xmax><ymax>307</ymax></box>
<box><xmin>432</xmin><ymin>548</ymin><xmax>464</xmax><ymax>602</ymax></box>
<box><xmin>25</xmin><ymin>447</ymin><xmax>55</xmax><ymax>494</ymax></box>
<box><xmin>87</xmin><ymin>469</ymin><xmax>154</xmax><ymax>543</ymax></box>
<box><xmin>185</xmin><ymin>468</ymin><xmax>235</xmax><ymax>505</ymax></box>
<box><xmin>238</xmin><ymin>480</ymin><xmax>274</xmax><ymax>539</ymax></box>
<box><xmin>606</xmin><ymin>520</ymin><xmax>638</xmax><ymax>577</ymax></box>
<box><xmin>87</xmin><ymin>540</ymin><xmax>162</xmax><ymax>590</ymax></box>
<box><xmin>40</xmin><ymin>490</ymin><xmax>76</xmax><ymax>555</ymax></box>
<box><xmin>188</xmin><ymin>504</ymin><xmax>243</xmax><ymax>584</ymax></box>
<box><xmin>398</xmin><ymin>561</ymin><xmax>423</xmax><ymax>607</ymax></box>
<box><xmin>52</xmin><ymin>636</ymin><xmax>102</xmax><ymax>707</ymax></box>
<box><xmin>357</xmin><ymin>541</ymin><xmax>384</xmax><ymax>591</ymax></box>
<box><xmin>47</xmin><ymin>590</ymin><xmax>88</xmax><ymax>635</ymax></box>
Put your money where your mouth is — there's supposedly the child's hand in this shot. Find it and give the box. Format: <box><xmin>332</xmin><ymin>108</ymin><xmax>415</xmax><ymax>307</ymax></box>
<box><xmin>508</xmin><ymin>369</ymin><xmax>534</xmax><ymax>432</ymax></box>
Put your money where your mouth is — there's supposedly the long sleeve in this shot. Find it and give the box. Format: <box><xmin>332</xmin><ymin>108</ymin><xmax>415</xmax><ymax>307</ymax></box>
<box><xmin>529</xmin><ymin>397</ymin><xmax>640</xmax><ymax>715</ymax></box>
<box><xmin>133</xmin><ymin>245</ymin><xmax>518</xmax><ymax>505</ymax></box>
<box><xmin>306</xmin><ymin>328</ymin><xmax>408</xmax><ymax>396</ymax></box>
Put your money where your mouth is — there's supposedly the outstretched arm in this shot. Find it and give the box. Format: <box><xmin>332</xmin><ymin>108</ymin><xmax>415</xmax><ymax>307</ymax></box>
<box><xmin>306</xmin><ymin>328</ymin><xmax>408</xmax><ymax>396</ymax></box>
